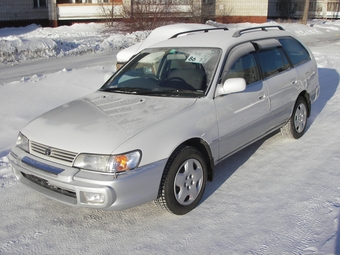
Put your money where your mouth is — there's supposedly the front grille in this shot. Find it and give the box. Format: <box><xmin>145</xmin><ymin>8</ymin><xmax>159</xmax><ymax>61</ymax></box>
<box><xmin>21</xmin><ymin>172</ymin><xmax>76</xmax><ymax>198</ymax></box>
<box><xmin>30</xmin><ymin>141</ymin><xmax>78</xmax><ymax>166</ymax></box>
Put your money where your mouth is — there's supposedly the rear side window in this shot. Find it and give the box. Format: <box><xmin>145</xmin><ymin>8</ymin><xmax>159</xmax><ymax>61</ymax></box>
<box><xmin>278</xmin><ymin>37</ymin><xmax>311</xmax><ymax>66</ymax></box>
<box><xmin>257</xmin><ymin>48</ymin><xmax>291</xmax><ymax>79</ymax></box>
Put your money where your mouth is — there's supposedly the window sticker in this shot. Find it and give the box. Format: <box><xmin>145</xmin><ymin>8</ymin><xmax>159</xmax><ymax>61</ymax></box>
<box><xmin>185</xmin><ymin>52</ymin><xmax>212</xmax><ymax>64</ymax></box>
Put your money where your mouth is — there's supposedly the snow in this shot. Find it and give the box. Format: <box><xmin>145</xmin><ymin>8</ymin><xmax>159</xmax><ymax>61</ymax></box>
<box><xmin>1</xmin><ymin>19</ymin><xmax>340</xmax><ymax>254</ymax></box>
<box><xmin>0</xmin><ymin>22</ymin><xmax>149</xmax><ymax>65</ymax></box>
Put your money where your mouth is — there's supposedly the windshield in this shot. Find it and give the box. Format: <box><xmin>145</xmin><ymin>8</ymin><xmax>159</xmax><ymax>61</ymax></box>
<box><xmin>100</xmin><ymin>47</ymin><xmax>221</xmax><ymax>97</ymax></box>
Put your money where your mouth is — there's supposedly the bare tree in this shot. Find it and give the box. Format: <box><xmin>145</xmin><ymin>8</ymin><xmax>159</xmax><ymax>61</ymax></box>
<box><xmin>315</xmin><ymin>3</ymin><xmax>323</xmax><ymax>19</ymax></box>
<box><xmin>301</xmin><ymin>0</ymin><xmax>310</xmax><ymax>24</ymax></box>
<box><xmin>121</xmin><ymin>0</ymin><xmax>177</xmax><ymax>31</ymax></box>
<box><xmin>99</xmin><ymin>0</ymin><xmax>117</xmax><ymax>27</ymax></box>
<box><xmin>186</xmin><ymin>0</ymin><xmax>203</xmax><ymax>23</ymax></box>
<box><xmin>277</xmin><ymin>0</ymin><xmax>298</xmax><ymax>19</ymax></box>
<box><xmin>187</xmin><ymin>0</ymin><xmax>232</xmax><ymax>23</ymax></box>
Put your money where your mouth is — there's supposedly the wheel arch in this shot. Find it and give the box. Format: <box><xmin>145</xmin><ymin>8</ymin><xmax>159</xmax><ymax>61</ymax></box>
<box><xmin>299</xmin><ymin>90</ymin><xmax>311</xmax><ymax>118</ymax></box>
<box><xmin>167</xmin><ymin>138</ymin><xmax>214</xmax><ymax>182</ymax></box>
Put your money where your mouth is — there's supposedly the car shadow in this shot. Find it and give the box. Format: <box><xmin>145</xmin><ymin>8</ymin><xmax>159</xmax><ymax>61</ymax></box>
<box><xmin>336</xmin><ymin>211</ymin><xmax>340</xmax><ymax>255</ymax></box>
<box><xmin>201</xmin><ymin>67</ymin><xmax>340</xmax><ymax>252</ymax></box>
<box><xmin>307</xmin><ymin>67</ymin><xmax>339</xmax><ymax>129</ymax></box>
<box><xmin>203</xmin><ymin>68</ymin><xmax>339</xmax><ymax>201</ymax></box>
<box><xmin>201</xmin><ymin>132</ymin><xmax>273</xmax><ymax>203</ymax></box>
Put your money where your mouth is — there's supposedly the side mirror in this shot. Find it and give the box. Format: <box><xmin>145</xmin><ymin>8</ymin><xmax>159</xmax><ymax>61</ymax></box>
<box><xmin>216</xmin><ymin>78</ymin><xmax>246</xmax><ymax>96</ymax></box>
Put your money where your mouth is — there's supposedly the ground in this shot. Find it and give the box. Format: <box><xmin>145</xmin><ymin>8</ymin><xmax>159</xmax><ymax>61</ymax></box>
<box><xmin>0</xmin><ymin>20</ymin><xmax>340</xmax><ymax>254</ymax></box>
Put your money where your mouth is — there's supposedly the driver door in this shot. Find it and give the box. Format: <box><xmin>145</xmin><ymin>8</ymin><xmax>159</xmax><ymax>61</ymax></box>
<box><xmin>214</xmin><ymin>42</ymin><xmax>271</xmax><ymax>160</ymax></box>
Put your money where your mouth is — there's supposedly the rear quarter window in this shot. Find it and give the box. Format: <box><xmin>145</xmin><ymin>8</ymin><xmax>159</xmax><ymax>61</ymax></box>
<box><xmin>278</xmin><ymin>37</ymin><xmax>311</xmax><ymax>66</ymax></box>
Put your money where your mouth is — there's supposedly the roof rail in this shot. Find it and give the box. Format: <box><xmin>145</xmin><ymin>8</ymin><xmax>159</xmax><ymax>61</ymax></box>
<box><xmin>232</xmin><ymin>26</ymin><xmax>285</xmax><ymax>38</ymax></box>
<box><xmin>170</xmin><ymin>27</ymin><xmax>229</xmax><ymax>39</ymax></box>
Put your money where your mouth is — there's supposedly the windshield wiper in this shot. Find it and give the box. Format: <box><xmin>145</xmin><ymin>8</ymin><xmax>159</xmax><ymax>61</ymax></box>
<box><xmin>138</xmin><ymin>89</ymin><xmax>204</xmax><ymax>97</ymax></box>
<box><xmin>101</xmin><ymin>87</ymin><xmax>204</xmax><ymax>97</ymax></box>
<box><xmin>162</xmin><ymin>89</ymin><xmax>203</xmax><ymax>95</ymax></box>
<box><xmin>100</xmin><ymin>87</ymin><xmax>151</xmax><ymax>94</ymax></box>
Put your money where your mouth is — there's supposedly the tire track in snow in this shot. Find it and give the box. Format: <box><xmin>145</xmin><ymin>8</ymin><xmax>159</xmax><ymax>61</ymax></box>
<box><xmin>0</xmin><ymin>230</ymin><xmax>47</xmax><ymax>254</ymax></box>
<box><xmin>248</xmin><ymin>184</ymin><xmax>340</xmax><ymax>255</ymax></box>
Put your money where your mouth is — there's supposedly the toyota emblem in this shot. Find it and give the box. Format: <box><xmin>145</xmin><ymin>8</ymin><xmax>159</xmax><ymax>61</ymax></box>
<box><xmin>45</xmin><ymin>148</ymin><xmax>52</xmax><ymax>156</ymax></box>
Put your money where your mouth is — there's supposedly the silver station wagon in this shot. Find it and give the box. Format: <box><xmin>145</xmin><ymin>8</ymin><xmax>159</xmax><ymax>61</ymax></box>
<box><xmin>8</xmin><ymin>25</ymin><xmax>320</xmax><ymax>215</ymax></box>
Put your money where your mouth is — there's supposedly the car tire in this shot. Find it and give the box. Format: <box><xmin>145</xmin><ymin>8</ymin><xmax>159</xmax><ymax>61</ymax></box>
<box><xmin>155</xmin><ymin>146</ymin><xmax>207</xmax><ymax>215</ymax></box>
<box><xmin>281</xmin><ymin>96</ymin><xmax>308</xmax><ymax>139</ymax></box>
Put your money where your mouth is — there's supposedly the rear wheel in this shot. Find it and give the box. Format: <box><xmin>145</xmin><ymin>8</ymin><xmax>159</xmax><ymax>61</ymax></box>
<box><xmin>281</xmin><ymin>97</ymin><xmax>308</xmax><ymax>139</ymax></box>
<box><xmin>155</xmin><ymin>146</ymin><xmax>207</xmax><ymax>215</ymax></box>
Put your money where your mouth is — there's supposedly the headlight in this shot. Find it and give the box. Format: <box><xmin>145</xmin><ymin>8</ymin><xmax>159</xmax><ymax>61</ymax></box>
<box><xmin>16</xmin><ymin>132</ymin><xmax>29</xmax><ymax>152</ymax></box>
<box><xmin>73</xmin><ymin>150</ymin><xmax>141</xmax><ymax>175</ymax></box>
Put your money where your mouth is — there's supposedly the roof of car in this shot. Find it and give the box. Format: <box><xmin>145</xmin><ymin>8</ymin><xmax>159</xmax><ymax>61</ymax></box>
<box><xmin>143</xmin><ymin>23</ymin><xmax>216</xmax><ymax>42</ymax></box>
<box><xmin>143</xmin><ymin>26</ymin><xmax>294</xmax><ymax>51</ymax></box>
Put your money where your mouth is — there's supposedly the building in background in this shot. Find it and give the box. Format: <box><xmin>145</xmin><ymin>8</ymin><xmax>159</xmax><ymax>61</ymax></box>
<box><xmin>0</xmin><ymin>0</ymin><xmax>339</xmax><ymax>28</ymax></box>
<box><xmin>0</xmin><ymin>0</ymin><xmax>50</xmax><ymax>27</ymax></box>
<box><xmin>268</xmin><ymin>0</ymin><xmax>339</xmax><ymax>20</ymax></box>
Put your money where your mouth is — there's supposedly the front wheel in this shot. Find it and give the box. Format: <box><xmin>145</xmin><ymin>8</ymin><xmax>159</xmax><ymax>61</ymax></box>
<box><xmin>281</xmin><ymin>97</ymin><xmax>308</xmax><ymax>139</ymax></box>
<box><xmin>155</xmin><ymin>146</ymin><xmax>207</xmax><ymax>215</ymax></box>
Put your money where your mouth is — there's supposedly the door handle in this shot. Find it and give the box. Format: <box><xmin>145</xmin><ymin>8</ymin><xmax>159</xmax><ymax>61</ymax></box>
<box><xmin>259</xmin><ymin>94</ymin><xmax>266</xmax><ymax>100</ymax></box>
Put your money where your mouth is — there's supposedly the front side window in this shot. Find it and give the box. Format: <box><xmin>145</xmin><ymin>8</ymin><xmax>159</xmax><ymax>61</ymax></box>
<box><xmin>278</xmin><ymin>37</ymin><xmax>311</xmax><ymax>66</ymax></box>
<box><xmin>257</xmin><ymin>48</ymin><xmax>291</xmax><ymax>79</ymax></box>
<box><xmin>34</xmin><ymin>0</ymin><xmax>47</xmax><ymax>8</ymax></box>
<box><xmin>101</xmin><ymin>47</ymin><xmax>221</xmax><ymax>98</ymax></box>
<box><xmin>224</xmin><ymin>53</ymin><xmax>260</xmax><ymax>85</ymax></box>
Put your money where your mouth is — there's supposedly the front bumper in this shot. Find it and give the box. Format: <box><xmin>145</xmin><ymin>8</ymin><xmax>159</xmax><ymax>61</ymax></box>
<box><xmin>8</xmin><ymin>146</ymin><xmax>167</xmax><ymax>211</ymax></box>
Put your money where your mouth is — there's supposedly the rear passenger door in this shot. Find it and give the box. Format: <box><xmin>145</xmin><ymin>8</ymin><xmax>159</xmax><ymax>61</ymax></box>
<box><xmin>215</xmin><ymin>42</ymin><xmax>271</xmax><ymax>160</ymax></box>
<box><xmin>254</xmin><ymin>39</ymin><xmax>300</xmax><ymax>130</ymax></box>
<box><xmin>279</xmin><ymin>37</ymin><xmax>319</xmax><ymax>99</ymax></box>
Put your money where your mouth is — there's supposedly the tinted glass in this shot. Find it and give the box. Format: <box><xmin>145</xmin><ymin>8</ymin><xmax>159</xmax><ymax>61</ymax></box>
<box><xmin>257</xmin><ymin>48</ymin><xmax>291</xmax><ymax>79</ymax></box>
<box><xmin>224</xmin><ymin>53</ymin><xmax>260</xmax><ymax>85</ymax></box>
<box><xmin>279</xmin><ymin>37</ymin><xmax>311</xmax><ymax>66</ymax></box>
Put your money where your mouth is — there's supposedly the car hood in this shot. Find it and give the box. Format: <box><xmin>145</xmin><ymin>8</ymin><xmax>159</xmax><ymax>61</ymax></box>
<box><xmin>22</xmin><ymin>91</ymin><xmax>196</xmax><ymax>154</ymax></box>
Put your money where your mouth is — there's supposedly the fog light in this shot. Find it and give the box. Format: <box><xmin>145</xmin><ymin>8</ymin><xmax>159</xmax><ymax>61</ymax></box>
<box><xmin>83</xmin><ymin>192</ymin><xmax>105</xmax><ymax>204</ymax></box>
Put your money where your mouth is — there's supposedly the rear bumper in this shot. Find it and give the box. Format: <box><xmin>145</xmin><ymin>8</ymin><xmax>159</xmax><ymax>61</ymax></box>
<box><xmin>8</xmin><ymin>146</ymin><xmax>166</xmax><ymax>211</ymax></box>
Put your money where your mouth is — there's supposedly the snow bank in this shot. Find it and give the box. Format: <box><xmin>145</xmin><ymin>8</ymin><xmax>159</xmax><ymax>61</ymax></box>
<box><xmin>1</xmin><ymin>20</ymin><xmax>340</xmax><ymax>65</ymax></box>
<box><xmin>0</xmin><ymin>23</ymin><xmax>150</xmax><ymax>64</ymax></box>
